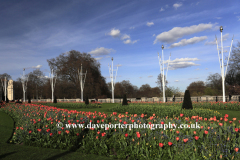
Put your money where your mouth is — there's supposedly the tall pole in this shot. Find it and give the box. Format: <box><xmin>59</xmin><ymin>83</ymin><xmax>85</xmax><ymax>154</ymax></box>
<box><xmin>220</xmin><ymin>26</ymin><xmax>225</xmax><ymax>102</ymax></box>
<box><xmin>108</xmin><ymin>57</ymin><xmax>118</xmax><ymax>103</ymax></box>
<box><xmin>158</xmin><ymin>45</ymin><xmax>171</xmax><ymax>103</ymax></box>
<box><xmin>112</xmin><ymin>58</ymin><xmax>114</xmax><ymax>103</ymax></box>
<box><xmin>4</xmin><ymin>77</ymin><xmax>6</xmax><ymax>101</ymax></box>
<box><xmin>21</xmin><ymin>68</ymin><xmax>29</xmax><ymax>103</ymax></box>
<box><xmin>162</xmin><ymin>45</ymin><xmax>165</xmax><ymax>103</ymax></box>
<box><xmin>50</xmin><ymin>69</ymin><xmax>57</xmax><ymax>102</ymax></box>
<box><xmin>216</xmin><ymin>26</ymin><xmax>234</xmax><ymax>102</ymax></box>
<box><xmin>78</xmin><ymin>64</ymin><xmax>87</xmax><ymax>102</ymax></box>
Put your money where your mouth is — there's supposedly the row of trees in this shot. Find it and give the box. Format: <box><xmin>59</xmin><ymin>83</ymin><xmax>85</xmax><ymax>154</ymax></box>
<box><xmin>1</xmin><ymin>42</ymin><xmax>240</xmax><ymax>99</ymax></box>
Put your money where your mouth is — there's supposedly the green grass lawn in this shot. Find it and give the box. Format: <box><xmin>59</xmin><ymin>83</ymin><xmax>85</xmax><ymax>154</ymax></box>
<box><xmin>1</xmin><ymin>102</ymin><xmax>240</xmax><ymax>160</ymax></box>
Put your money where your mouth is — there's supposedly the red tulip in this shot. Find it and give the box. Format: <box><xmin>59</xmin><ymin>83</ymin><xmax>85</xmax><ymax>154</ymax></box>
<box><xmin>159</xmin><ymin>143</ymin><xmax>164</xmax><ymax>147</ymax></box>
<box><xmin>234</xmin><ymin>128</ymin><xmax>239</xmax><ymax>132</ymax></box>
<box><xmin>50</xmin><ymin>133</ymin><xmax>53</xmax><ymax>136</ymax></box>
<box><xmin>204</xmin><ymin>130</ymin><xmax>208</xmax><ymax>134</ymax></box>
<box><xmin>168</xmin><ymin>142</ymin><xmax>173</xmax><ymax>146</ymax></box>
<box><xmin>194</xmin><ymin>136</ymin><xmax>199</xmax><ymax>140</ymax></box>
<box><xmin>125</xmin><ymin>133</ymin><xmax>128</xmax><ymax>137</ymax></box>
<box><xmin>76</xmin><ymin>133</ymin><xmax>79</xmax><ymax>136</ymax></box>
<box><xmin>234</xmin><ymin>148</ymin><xmax>239</xmax><ymax>152</ymax></box>
<box><xmin>219</xmin><ymin>123</ymin><xmax>223</xmax><ymax>126</ymax></box>
<box><xmin>180</xmin><ymin>113</ymin><xmax>184</xmax><ymax>117</ymax></box>
<box><xmin>183</xmin><ymin>138</ymin><xmax>188</xmax><ymax>143</ymax></box>
<box><xmin>58</xmin><ymin>131</ymin><xmax>61</xmax><ymax>134</ymax></box>
<box><xmin>137</xmin><ymin>133</ymin><xmax>141</xmax><ymax>138</ymax></box>
<box><xmin>176</xmin><ymin>131</ymin><xmax>179</xmax><ymax>134</ymax></box>
<box><xmin>161</xmin><ymin>121</ymin><xmax>164</xmax><ymax>125</ymax></box>
<box><xmin>176</xmin><ymin>137</ymin><xmax>179</xmax><ymax>141</ymax></box>
<box><xmin>29</xmin><ymin>130</ymin><xmax>32</xmax><ymax>134</ymax></box>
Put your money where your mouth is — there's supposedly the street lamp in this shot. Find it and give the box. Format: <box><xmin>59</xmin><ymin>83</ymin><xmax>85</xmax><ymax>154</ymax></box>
<box><xmin>21</xmin><ymin>68</ymin><xmax>29</xmax><ymax>102</ymax></box>
<box><xmin>215</xmin><ymin>26</ymin><xmax>234</xmax><ymax>102</ymax></box>
<box><xmin>49</xmin><ymin>68</ymin><xmax>57</xmax><ymax>103</ymax></box>
<box><xmin>78</xmin><ymin>64</ymin><xmax>87</xmax><ymax>102</ymax></box>
<box><xmin>108</xmin><ymin>57</ymin><xmax>118</xmax><ymax>103</ymax></box>
<box><xmin>158</xmin><ymin>45</ymin><xmax>171</xmax><ymax>103</ymax></box>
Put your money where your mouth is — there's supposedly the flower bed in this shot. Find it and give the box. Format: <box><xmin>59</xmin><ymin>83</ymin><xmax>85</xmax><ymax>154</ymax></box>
<box><xmin>109</xmin><ymin>103</ymin><xmax>222</xmax><ymax>119</ymax></box>
<box><xmin>0</xmin><ymin>103</ymin><xmax>239</xmax><ymax>159</ymax></box>
<box><xmin>32</xmin><ymin>102</ymin><xmax>102</xmax><ymax>109</ymax></box>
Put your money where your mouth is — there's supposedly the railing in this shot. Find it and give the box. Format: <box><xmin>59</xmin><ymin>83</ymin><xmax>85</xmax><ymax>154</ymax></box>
<box><xmin>23</xmin><ymin>95</ymin><xmax>240</xmax><ymax>103</ymax></box>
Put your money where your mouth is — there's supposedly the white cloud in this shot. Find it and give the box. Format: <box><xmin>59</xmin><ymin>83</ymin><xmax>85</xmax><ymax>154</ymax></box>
<box><xmin>148</xmin><ymin>75</ymin><xmax>153</xmax><ymax>78</ymax></box>
<box><xmin>146</xmin><ymin>22</ymin><xmax>154</xmax><ymax>27</ymax></box>
<box><xmin>129</xmin><ymin>26</ymin><xmax>135</xmax><ymax>29</ymax></box>
<box><xmin>121</xmin><ymin>34</ymin><xmax>130</xmax><ymax>40</ymax></box>
<box><xmin>195</xmin><ymin>68</ymin><xmax>200</xmax><ymax>70</ymax></box>
<box><xmin>215</xmin><ymin>17</ymin><xmax>222</xmax><ymax>19</ymax></box>
<box><xmin>166</xmin><ymin>58</ymin><xmax>200</xmax><ymax>70</ymax></box>
<box><xmin>32</xmin><ymin>65</ymin><xmax>42</xmax><ymax>69</ymax></box>
<box><xmin>175</xmin><ymin>80</ymin><xmax>179</xmax><ymax>82</ymax></box>
<box><xmin>123</xmin><ymin>39</ymin><xmax>138</xmax><ymax>44</ymax></box>
<box><xmin>173</xmin><ymin>3</ymin><xmax>182</xmax><ymax>9</ymax></box>
<box><xmin>165</xmin><ymin>4</ymin><xmax>169</xmax><ymax>8</ymax></box>
<box><xmin>237</xmin><ymin>16</ymin><xmax>240</xmax><ymax>21</ymax></box>
<box><xmin>205</xmin><ymin>33</ymin><xmax>229</xmax><ymax>45</ymax></box>
<box><xmin>139</xmin><ymin>77</ymin><xmax>142</xmax><ymax>79</ymax></box>
<box><xmin>88</xmin><ymin>47</ymin><xmax>115</xmax><ymax>56</ymax></box>
<box><xmin>115</xmin><ymin>64</ymin><xmax>122</xmax><ymax>67</ymax></box>
<box><xmin>107</xmin><ymin>28</ymin><xmax>121</xmax><ymax>37</ymax></box>
<box><xmin>205</xmin><ymin>68</ymin><xmax>208</xmax><ymax>70</ymax></box>
<box><xmin>160</xmin><ymin>7</ymin><xmax>165</xmax><ymax>12</ymax></box>
<box><xmin>94</xmin><ymin>57</ymin><xmax>103</xmax><ymax>61</ymax></box>
<box><xmin>154</xmin><ymin>23</ymin><xmax>213</xmax><ymax>44</ymax></box>
<box><xmin>153</xmin><ymin>34</ymin><xmax>156</xmax><ymax>37</ymax></box>
<box><xmin>169</xmin><ymin>36</ymin><xmax>207</xmax><ymax>48</ymax></box>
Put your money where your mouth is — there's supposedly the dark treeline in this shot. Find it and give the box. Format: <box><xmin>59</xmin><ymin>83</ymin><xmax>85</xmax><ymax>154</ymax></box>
<box><xmin>1</xmin><ymin>42</ymin><xmax>240</xmax><ymax>99</ymax></box>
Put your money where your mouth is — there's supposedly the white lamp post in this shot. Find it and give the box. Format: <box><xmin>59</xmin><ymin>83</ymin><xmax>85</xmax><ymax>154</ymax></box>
<box><xmin>158</xmin><ymin>45</ymin><xmax>171</xmax><ymax>103</ymax></box>
<box><xmin>49</xmin><ymin>68</ymin><xmax>57</xmax><ymax>102</ymax></box>
<box><xmin>21</xmin><ymin>68</ymin><xmax>29</xmax><ymax>102</ymax></box>
<box><xmin>215</xmin><ymin>26</ymin><xmax>234</xmax><ymax>102</ymax></box>
<box><xmin>108</xmin><ymin>57</ymin><xmax>118</xmax><ymax>103</ymax></box>
<box><xmin>78</xmin><ymin>64</ymin><xmax>87</xmax><ymax>102</ymax></box>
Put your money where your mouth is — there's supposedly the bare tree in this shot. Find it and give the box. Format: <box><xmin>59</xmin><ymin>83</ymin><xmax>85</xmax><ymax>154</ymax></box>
<box><xmin>228</xmin><ymin>42</ymin><xmax>240</xmax><ymax>71</ymax></box>
<box><xmin>187</xmin><ymin>81</ymin><xmax>206</xmax><ymax>96</ymax></box>
<box><xmin>47</xmin><ymin>50</ymin><xmax>110</xmax><ymax>99</ymax></box>
<box><xmin>156</xmin><ymin>73</ymin><xmax>168</xmax><ymax>92</ymax></box>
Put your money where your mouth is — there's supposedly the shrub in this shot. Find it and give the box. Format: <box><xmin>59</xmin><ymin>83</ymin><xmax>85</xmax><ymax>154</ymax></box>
<box><xmin>122</xmin><ymin>94</ymin><xmax>128</xmax><ymax>106</ymax></box>
<box><xmin>54</xmin><ymin>96</ymin><xmax>57</xmax><ymax>103</ymax></box>
<box><xmin>28</xmin><ymin>97</ymin><xmax>31</xmax><ymax>103</ymax></box>
<box><xmin>182</xmin><ymin>90</ymin><xmax>193</xmax><ymax>109</ymax></box>
<box><xmin>85</xmin><ymin>96</ymin><xmax>89</xmax><ymax>105</ymax></box>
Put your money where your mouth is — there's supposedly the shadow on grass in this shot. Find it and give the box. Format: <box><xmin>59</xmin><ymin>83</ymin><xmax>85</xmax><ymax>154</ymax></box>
<box><xmin>44</xmin><ymin>150</ymin><xmax>74</xmax><ymax>160</ymax></box>
<box><xmin>0</xmin><ymin>151</ymin><xmax>17</xmax><ymax>159</ymax></box>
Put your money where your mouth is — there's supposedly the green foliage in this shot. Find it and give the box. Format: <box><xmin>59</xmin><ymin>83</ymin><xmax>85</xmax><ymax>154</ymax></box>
<box><xmin>204</xmin><ymin>87</ymin><xmax>217</xmax><ymax>96</ymax></box>
<box><xmin>28</xmin><ymin>97</ymin><xmax>31</xmax><ymax>103</ymax></box>
<box><xmin>182</xmin><ymin>90</ymin><xmax>193</xmax><ymax>110</ymax></box>
<box><xmin>122</xmin><ymin>94</ymin><xmax>128</xmax><ymax>106</ymax></box>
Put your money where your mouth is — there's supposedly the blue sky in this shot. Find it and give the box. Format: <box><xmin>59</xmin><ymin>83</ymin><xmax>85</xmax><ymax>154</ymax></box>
<box><xmin>1</xmin><ymin>0</ymin><xmax>240</xmax><ymax>92</ymax></box>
